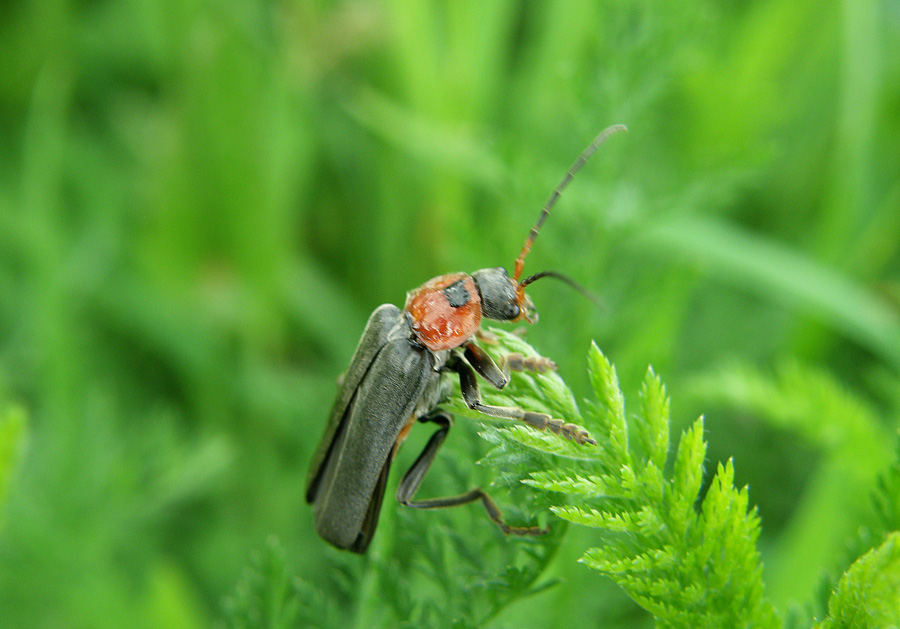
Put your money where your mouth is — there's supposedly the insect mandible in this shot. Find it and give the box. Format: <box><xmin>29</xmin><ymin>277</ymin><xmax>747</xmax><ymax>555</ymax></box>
<box><xmin>306</xmin><ymin>124</ymin><xmax>627</xmax><ymax>553</ymax></box>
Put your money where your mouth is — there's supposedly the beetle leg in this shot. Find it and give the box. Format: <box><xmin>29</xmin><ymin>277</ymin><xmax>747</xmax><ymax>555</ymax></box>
<box><xmin>475</xmin><ymin>329</ymin><xmax>500</xmax><ymax>344</ymax></box>
<box><xmin>396</xmin><ymin>412</ymin><xmax>546</xmax><ymax>536</ymax></box>
<box><xmin>450</xmin><ymin>357</ymin><xmax>597</xmax><ymax>446</ymax></box>
<box><xmin>464</xmin><ymin>343</ymin><xmax>556</xmax><ymax>389</ymax></box>
<box><xmin>498</xmin><ymin>352</ymin><xmax>557</xmax><ymax>374</ymax></box>
<box><xmin>463</xmin><ymin>342</ymin><xmax>508</xmax><ymax>389</ymax></box>
<box><xmin>468</xmin><ymin>334</ymin><xmax>556</xmax><ymax>377</ymax></box>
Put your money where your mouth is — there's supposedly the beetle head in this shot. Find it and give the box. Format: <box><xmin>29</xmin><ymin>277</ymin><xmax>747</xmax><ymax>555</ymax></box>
<box><xmin>471</xmin><ymin>267</ymin><xmax>537</xmax><ymax>323</ymax></box>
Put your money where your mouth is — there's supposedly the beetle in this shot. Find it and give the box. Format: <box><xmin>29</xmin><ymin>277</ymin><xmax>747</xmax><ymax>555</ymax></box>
<box><xmin>306</xmin><ymin>124</ymin><xmax>627</xmax><ymax>553</ymax></box>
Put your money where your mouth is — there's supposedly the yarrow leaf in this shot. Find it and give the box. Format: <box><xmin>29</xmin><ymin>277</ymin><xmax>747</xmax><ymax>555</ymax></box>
<box><xmin>458</xmin><ymin>330</ymin><xmax>779</xmax><ymax>628</ymax></box>
<box><xmin>815</xmin><ymin>532</ymin><xmax>900</xmax><ymax>629</ymax></box>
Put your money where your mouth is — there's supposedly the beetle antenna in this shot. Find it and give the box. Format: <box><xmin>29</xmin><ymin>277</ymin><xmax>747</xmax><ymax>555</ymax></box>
<box><xmin>520</xmin><ymin>270</ymin><xmax>605</xmax><ymax>309</ymax></box>
<box><xmin>512</xmin><ymin>124</ymin><xmax>627</xmax><ymax>284</ymax></box>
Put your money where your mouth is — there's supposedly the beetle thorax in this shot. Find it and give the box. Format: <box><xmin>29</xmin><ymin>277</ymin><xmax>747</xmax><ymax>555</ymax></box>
<box><xmin>404</xmin><ymin>273</ymin><xmax>482</xmax><ymax>351</ymax></box>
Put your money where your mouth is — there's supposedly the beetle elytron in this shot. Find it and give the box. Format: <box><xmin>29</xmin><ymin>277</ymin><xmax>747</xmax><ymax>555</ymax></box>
<box><xmin>306</xmin><ymin>125</ymin><xmax>626</xmax><ymax>552</ymax></box>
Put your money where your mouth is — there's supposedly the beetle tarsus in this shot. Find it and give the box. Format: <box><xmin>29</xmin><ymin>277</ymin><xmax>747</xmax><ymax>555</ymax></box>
<box><xmin>475</xmin><ymin>329</ymin><xmax>499</xmax><ymax>344</ymax></box>
<box><xmin>501</xmin><ymin>352</ymin><xmax>558</xmax><ymax>374</ymax></box>
<box><xmin>524</xmin><ymin>412</ymin><xmax>597</xmax><ymax>446</ymax></box>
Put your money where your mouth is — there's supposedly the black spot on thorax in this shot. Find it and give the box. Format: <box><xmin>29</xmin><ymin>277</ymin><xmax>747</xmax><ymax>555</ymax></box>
<box><xmin>442</xmin><ymin>279</ymin><xmax>471</xmax><ymax>308</ymax></box>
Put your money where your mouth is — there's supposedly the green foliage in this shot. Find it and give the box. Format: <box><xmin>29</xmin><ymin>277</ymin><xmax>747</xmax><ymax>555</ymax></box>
<box><xmin>815</xmin><ymin>532</ymin><xmax>900</xmax><ymax>629</ymax></box>
<box><xmin>232</xmin><ymin>331</ymin><xmax>900</xmax><ymax>628</ymax></box>
<box><xmin>1</xmin><ymin>0</ymin><xmax>899</xmax><ymax>627</ymax></box>
<box><xmin>223</xmin><ymin>537</ymin><xmax>334</xmax><ymax>629</ymax></box>
<box><xmin>454</xmin><ymin>330</ymin><xmax>779</xmax><ymax>627</ymax></box>
<box><xmin>687</xmin><ymin>360</ymin><xmax>896</xmax><ymax>606</ymax></box>
<box><xmin>871</xmin><ymin>442</ymin><xmax>900</xmax><ymax>536</ymax></box>
<box><xmin>224</xmin><ymin>331</ymin><xmax>781</xmax><ymax>626</ymax></box>
<box><xmin>687</xmin><ymin>359</ymin><xmax>891</xmax><ymax>458</ymax></box>
<box><xmin>805</xmin><ymin>440</ymin><xmax>900</xmax><ymax>626</ymax></box>
<box><xmin>351</xmin><ymin>422</ymin><xmax>568</xmax><ymax>627</ymax></box>
<box><xmin>0</xmin><ymin>404</ymin><xmax>27</xmax><ymax>526</ymax></box>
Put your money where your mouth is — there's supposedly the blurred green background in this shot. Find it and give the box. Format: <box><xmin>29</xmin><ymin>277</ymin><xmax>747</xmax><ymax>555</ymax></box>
<box><xmin>1</xmin><ymin>0</ymin><xmax>899</xmax><ymax>627</ymax></box>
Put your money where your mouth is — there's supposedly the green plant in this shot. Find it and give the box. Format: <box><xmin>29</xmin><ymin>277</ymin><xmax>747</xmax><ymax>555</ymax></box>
<box><xmin>229</xmin><ymin>329</ymin><xmax>900</xmax><ymax>627</ymax></box>
<box><xmin>0</xmin><ymin>404</ymin><xmax>27</xmax><ymax>529</ymax></box>
<box><xmin>815</xmin><ymin>532</ymin><xmax>900</xmax><ymax>629</ymax></box>
<box><xmin>224</xmin><ymin>537</ymin><xmax>335</xmax><ymax>629</ymax></box>
<box><xmin>686</xmin><ymin>359</ymin><xmax>897</xmax><ymax>607</ymax></box>
<box><xmin>464</xmin><ymin>329</ymin><xmax>779</xmax><ymax>628</ymax></box>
